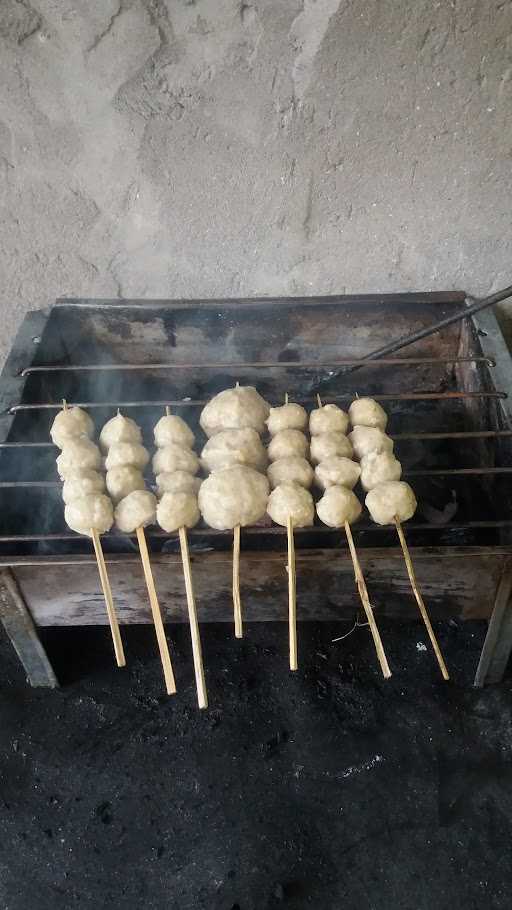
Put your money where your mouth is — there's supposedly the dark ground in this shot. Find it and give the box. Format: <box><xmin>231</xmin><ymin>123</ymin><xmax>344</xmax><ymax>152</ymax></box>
<box><xmin>1</xmin><ymin>618</ymin><xmax>511</xmax><ymax>910</ymax></box>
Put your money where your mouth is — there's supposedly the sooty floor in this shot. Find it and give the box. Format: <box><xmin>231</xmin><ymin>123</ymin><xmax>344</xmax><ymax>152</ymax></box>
<box><xmin>0</xmin><ymin>618</ymin><xmax>511</xmax><ymax>910</ymax></box>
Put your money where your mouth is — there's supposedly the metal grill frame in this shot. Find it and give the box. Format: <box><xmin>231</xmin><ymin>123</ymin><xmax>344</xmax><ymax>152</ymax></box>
<box><xmin>1</xmin><ymin>291</ymin><xmax>512</xmax><ymax>689</ymax></box>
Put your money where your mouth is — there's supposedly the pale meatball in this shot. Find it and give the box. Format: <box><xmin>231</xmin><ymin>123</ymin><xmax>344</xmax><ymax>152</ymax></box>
<box><xmin>310</xmin><ymin>433</ymin><xmax>353</xmax><ymax>465</ymax></box>
<box><xmin>268</xmin><ymin>429</ymin><xmax>308</xmax><ymax>462</ymax></box>
<box><xmin>316</xmin><ymin>486</ymin><xmax>362</xmax><ymax>528</ymax></box>
<box><xmin>152</xmin><ymin>444</ymin><xmax>200</xmax><ymax>476</ymax></box>
<box><xmin>104</xmin><ymin>442</ymin><xmax>150</xmax><ymax>471</ymax></box>
<box><xmin>267</xmin><ymin>457</ymin><xmax>314</xmax><ymax>490</ymax></box>
<box><xmin>348</xmin><ymin>426</ymin><xmax>394</xmax><ymax>461</ymax></box>
<box><xmin>155</xmin><ymin>471</ymin><xmax>202</xmax><ymax>497</ymax></box>
<box><xmin>62</xmin><ymin>470</ymin><xmax>105</xmax><ymax>505</ymax></box>
<box><xmin>200</xmin><ymin>385</ymin><xmax>270</xmax><ymax>437</ymax></box>
<box><xmin>157</xmin><ymin>492</ymin><xmax>200</xmax><ymax>532</ymax></box>
<box><xmin>106</xmin><ymin>465</ymin><xmax>146</xmax><ymax>504</ymax></box>
<box><xmin>198</xmin><ymin>465</ymin><xmax>269</xmax><ymax>530</ymax></box>
<box><xmin>57</xmin><ymin>438</ymin><xmax>102</xmax><ymax>479</ymax></box>
<box><xmin>50</xmin><ymin>406</ymin><xmax>95</xmax><ymax>449</ymax></box>
<box><xmin>314</xmin><ymin>456</ymin><xmax>361</xmax><ymax>491</ymax></box>
<box><xmin>309</xmin><ymin>403</ymin><xmax>349</xmax><ymax>436</ymax></box>
<box><xmin>267</xmin><ymin>483</ymin><xmax>314</xmax><ymax>528</ymax></box>
<box><xmin>349</xmin><ymin>397</ymin><xmax>388</xmax><ymax>431</ymax></box>
<box><xmin>65</xmin><ymin>493</ymin><xmax>113</xmax><ymax>537</ymax></box>
<box><xmin>360</xmin><ymin>452</ymin><xmax>402</xmax><ymax>492</ymax></box>
<box><xmin>99</xmin><ymin>413</ymin><xmax>142</xmax><ymax>452</ymax></box>
<box><xmin>365</xmin><ymin>481</ymin><xmax>417</xmax><ymax>526</ymax></box>
<box><xmin>266</xmin><ymin>403</ymin><xmax>307</xmax><ymax>435</ymax></box>
<box><xmin>115</xmin><ymin>490</ymin><xmax>157</xmax><ymax>533</ymax></box>
<box><xmin>201</xmin><ymin>428</ymin><xmax>267</xmax><ymax>474</ymax></box>
<box><xmin>153</xmin><ymin>414</ymin><xmax>194</xmax><ymax>449</ymax></box>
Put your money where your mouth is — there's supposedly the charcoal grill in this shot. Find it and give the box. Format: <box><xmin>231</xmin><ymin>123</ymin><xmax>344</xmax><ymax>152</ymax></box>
<box><xmin>1</xmin><ymin>292</ymin><xmax>512</xmax><ymax>688</ymax></box>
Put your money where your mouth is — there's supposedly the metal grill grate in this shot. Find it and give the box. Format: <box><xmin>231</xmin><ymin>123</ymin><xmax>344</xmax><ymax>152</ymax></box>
<box><xmin>1</xmin><ymin>292</ymin><xmax>512</xmax><ymax>562</ymax></box>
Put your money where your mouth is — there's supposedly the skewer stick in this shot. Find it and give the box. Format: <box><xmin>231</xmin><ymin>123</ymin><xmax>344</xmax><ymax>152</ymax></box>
<box><xmin>165</xmin><ymin>405</ymin><xmax>170</xmax><ymax>416</ymax></box>
<box><xmin>344</xmin><ymin>521</ymin><xmax>391</xmax><ymax>679</ymax></box>
<box><xmin>179</xmin><ymin>527</ymin><xmax>208</xmax><ymax>709</ymax></box>
<box><xmin>91</xmin><ymin>528</ymin><xmax>126</xmax><ymax>668</ymax></box>
<box><xmin>394</xmin><ymin>516</ymin><xmax>449</xmax><ymax>681</ymax></box>
<box><xmin>316</xmin><ymin>393</ymin><xmax>322</xmax><ymax>408</ymax></box>
<box><xmin>233</xmin><ymin>524</ymin><xmax>242</xmax><ymax>638</ymax></box>
<box><xmin>287</xmin><ymin>515</ymin><xmax>298</xmax><ymax>671</ymax></box>
<box><xmin>136</xmin><ymin>526</ymin><xmax>177</xmax><ymax>695</ymax></box>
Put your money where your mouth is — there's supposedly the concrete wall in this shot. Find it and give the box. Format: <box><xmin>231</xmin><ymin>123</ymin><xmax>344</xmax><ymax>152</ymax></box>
<box><xmin>1</xmin><ymin>0</ymin><xmax>511</xmax><ymax>364</ymax></box>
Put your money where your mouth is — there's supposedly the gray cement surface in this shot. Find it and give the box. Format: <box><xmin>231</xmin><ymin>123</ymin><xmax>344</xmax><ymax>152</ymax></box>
<box><xmin>1</xmin><ymin>0</ymin><xmax>512</xmax><ymax>365</ymax></box>
<box><xmin>1</xmin><ymin>618</ymin><xmax>512</xmax><ymax>909</ymax></box>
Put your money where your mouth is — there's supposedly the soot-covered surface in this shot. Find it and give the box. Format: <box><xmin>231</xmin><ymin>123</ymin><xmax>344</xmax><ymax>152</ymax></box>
<box><xmin>1</xmin><ymin>619</ymin><xmax>511</xmax><ymax>909</ymax></box>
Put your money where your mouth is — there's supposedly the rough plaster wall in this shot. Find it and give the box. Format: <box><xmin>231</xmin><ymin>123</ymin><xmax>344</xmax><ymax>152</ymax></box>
<box><xmin>0</xmin><ymin>0</ymin><xmax>511</xmax><ymax>365</ymax></box>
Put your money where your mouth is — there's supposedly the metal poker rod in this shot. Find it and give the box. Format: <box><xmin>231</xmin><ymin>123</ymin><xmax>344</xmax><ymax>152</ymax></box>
<box><xmin>322</xmin><ymin>284</ymin><xmax>512</xmax><ymax>384</ymax></box>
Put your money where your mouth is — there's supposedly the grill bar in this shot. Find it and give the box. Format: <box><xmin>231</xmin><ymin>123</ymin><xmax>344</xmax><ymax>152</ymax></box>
<box><xmin>3</xmin><ymin>466</ymin><xmax>512</xmax><ymax>489</ymax></box>
<box><xmin>3</xmin><ymin>429</ymin><xmax>512</xmax><ymax>448</ymax></box>
<box><xmin>20</xmin><ymin>356</ymin><xmax>494</xmax><ymax>375</ymax></box>
<box><xmin>8</xmin><ymin>391</ymin><xmax>507</xmax><ymax>413</ymax></box>
<box><xmin>1</xmin><ymin>520</ymin><xmax>512</xmax><ymax>542</ymax></box>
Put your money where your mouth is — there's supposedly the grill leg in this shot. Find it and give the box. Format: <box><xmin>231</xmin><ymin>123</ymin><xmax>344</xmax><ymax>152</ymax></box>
<box><xmin>0</xmin><ymin>568</ymin><xmax>58</xmax><ymax>688</ymax></box>
<box><xmin>474</xmin><ymin>559</ymin><xmax>512</xmax><ymax>687</ymax></box>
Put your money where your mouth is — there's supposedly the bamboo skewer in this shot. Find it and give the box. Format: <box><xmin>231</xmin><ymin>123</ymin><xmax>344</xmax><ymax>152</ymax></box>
<box><xmin>287</xmin><ymin>515</ymin><xmax>298</xmax><ymax>671</ymax></box>
<box><xmin>233</xmin><ymin>524</ymin><xmax>243</xmax><ymax>639</ymax></box>
<box><xmin>91</xmin><ymin>528</ymin><xmax>126</xmax><ymax>668</ymax></box>
<box><xmin>136</xmin><ymin>526</ymin><xmax>177</xmax><ymax>695</ymax></box>
<box><xmin>179</xmin><ymin>526</ymin><xmax>208</xmax><ymax>709</ymax></box>
<box><xmin>344</xmin><ymin>521</ymin><xmax>391</xmax><ymax>679</ymax></box>
<box><xmin>394</xmin><ymin>516</ymin><xmax>449</xmax><ymax>681</ymax></box>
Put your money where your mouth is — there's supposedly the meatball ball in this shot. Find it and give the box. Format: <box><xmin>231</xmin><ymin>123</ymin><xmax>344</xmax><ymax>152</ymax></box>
<box><xmin>365</xmin><ymin>481</ymin><xmax>417</xmax><ymax>526</ymax></box>
<box><xmin>62</xmin><ymin>470</ymin><xmax>105</xmax><ymax>505</ymax></box>
<box><xmin>65</xmin><ymin>493</ymin><xmax>113</xmax><ymax>537</ymax></box>
<box><xmin>310</xmin><ymin>433</ymin><xmax>353</xmax><ymax>465</ymax></box>
<box><xmin>99</xmin><ymin>413</ymin><xmax>142</xmax><ymax>452</ymax></box>
<box><xmin>316</xmin><ymin>486</ymin><xmax>362</xmax><ymax>528</ymax></box>
<box><xmin>266</xmin><ymin>403</ymin><xmax>307</xmax><ymax>435</ymax></box>
<box><xmin>267</xmin><ymin>457</ymin><xmax>314</xmax><ymax>490</ymax></box>
<box><xmin>153</xmin><ymin>414</ymin><xmax>194</xmax><ymax>449</ymax></box>
<box><xmin>267</xmin><ymin>483</ymin><xmax>314</xmax><ymax>528</ymax></box>
<box><xmin>115</xmin><ymin>490</ymin><xmax>157</xmax><ymax>533</ymax></box>
<box><xmin>105</xmin><ymin>442</ymin><xmax>150</xmax><ymax>471</ymax></box>
<box><xmin>360</xmin><ymin>452</ymin><xmax>402</xmax><ymax>492</ymax></box>
<box><xmin>309</xmin><ymin>403</ymin><xmax>349</xmax><ymax>436</ymax></box>
<box><xmin>106</xmin><ymin>465</ymin><xmax>146</xmax><ymax>504</ymax></box>
<box><xmin>57</xmin><ymin>438</ymin><xmax>102</xmax><ymax>479</ymax></box>
<box><xmin>314</xmin><ymin>456</ymin><xmax>361</xmax><ymax>491</ymax></box>
<box><xmin>349</xmin><ymin>397</ymin><xmax>388</xmax><ymax>431</ymax></box>
<box><xmin>157</xmin><ymin>492</ymin><xmax>200</xmax><ymax>532</ymax></box>
<box><xmin>198</xmin><ymin>465</ymin><xmax>269</xmax><ymax>530</ymax></box>
<box><xmin>152</xmin><ymin>444</ymin><xmax>200</xmax><ymax>476</ymax></box>
<box><xmin>268</xmin><ymin>429</ymin><xmax>308</xmax><ymax>462</ymax></box>
<box><xmin>50</xmin><ymin>406</ymin><xmax>95</xmax><ymax>449</ymax></box>
<box><xmin>200</xmin><ymin>385</ymin><xmax>270</xmax><ymax>437</ymax></box>
<box><xmin>155</xmin><ymin>471</ymin><xmax>202</xmax><ymax>498</ymax></box>
<box><xmin>201</xmin><ymin>428</ymin><xmax>267</xmax><ymax>474</ymax></box>
<box><xmin>348</xmin><ymin>426</ymin><xmax>393</xmax><ymax>461</ymax></box>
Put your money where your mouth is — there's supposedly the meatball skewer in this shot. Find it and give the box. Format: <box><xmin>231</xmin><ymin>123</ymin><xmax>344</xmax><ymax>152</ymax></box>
<box><xmin>266</xmin><ymin>392</ymin><xmax>311</xmax><ymax>669</ymax></box>
<box><xmin>199</xmin><ymin>384</ymin><xmax>270</xmax><ymax>638</ymax></box>
<box><xmin>316</xmin><ymin>486</ymin><xmax>391</xmax><ymax>679</ymax></box>
<box><xmin>52</xmin><ymin>401</ymin><xmax>125</xmax><ymax>667</ymax></box>
<box><xmin>102</xmin><ymin>412</ymin><xmax>177</xmax><ymax>695</ymax></box>
<box><xmin>350</xmin><ymin>396</ymin><xmax>449</xmax><ymax>680</ymax></box>
<box><xmin>366</xmin><ymin>480</ymin><xmax>449</xmax><ymax>681</ymax></box>
<box><xmin>198</xmin><ymin>465</ymin><xmax>270</xmax><ymax>640</ymax></box>
<box><xmin>154</xmin><ymin>408</ymin><xmax>208</xmax><ymax>709</ymax></box>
